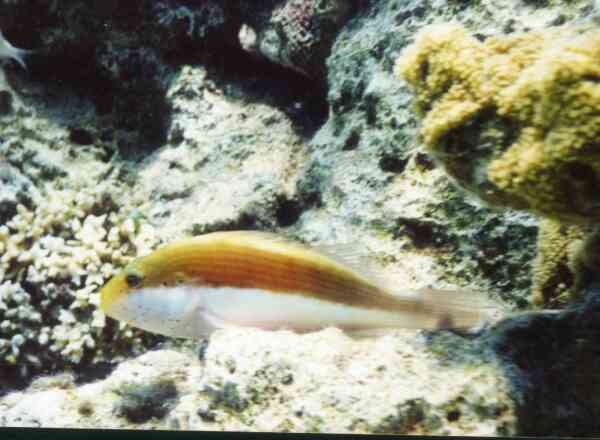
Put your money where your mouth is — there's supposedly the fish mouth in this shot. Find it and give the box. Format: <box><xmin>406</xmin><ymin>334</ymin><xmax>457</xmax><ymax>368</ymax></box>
<box><xmin>98</xmin><ymin>289</ymin><xmax>116</xmax><ymax>315</ymax></box>
<box><xmin>99</xmin><ymin>282</ymin><xmax>127</xmax><ymax>316</ymax></box>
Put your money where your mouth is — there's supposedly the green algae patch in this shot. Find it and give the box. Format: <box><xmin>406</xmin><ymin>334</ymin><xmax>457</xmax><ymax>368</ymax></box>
<box><xmin>113</xmin><ymin>379</ymin><xmax>179</xmax><ymax>423</ymax></box>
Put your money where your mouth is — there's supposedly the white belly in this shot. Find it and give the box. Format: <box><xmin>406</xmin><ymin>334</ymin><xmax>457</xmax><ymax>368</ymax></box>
<box><xmin>105</xmin><ymin>284</ymin><xmax>422</xmax><ymax>339</ymax></box>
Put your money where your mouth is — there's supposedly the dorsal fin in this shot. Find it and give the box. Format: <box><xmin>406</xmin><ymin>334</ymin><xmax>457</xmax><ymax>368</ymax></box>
<box><xmin>310</xmin><ymin>242</ymin><xmax>370</xmax><ymax>270</ymax></box>
<box><xmin>220</xmin><ymin>230</ymin><xmax>296</xmax><ymax>245</ymax></box>
<box><xmin>218</xmin><ymin>230</ymin><xmax>387</xmax><ymax>285</ymax></box>
<box><xmin>309</xmin><ymin>241</ymin><xmax>398</xmax><ymax>288</ymax></box>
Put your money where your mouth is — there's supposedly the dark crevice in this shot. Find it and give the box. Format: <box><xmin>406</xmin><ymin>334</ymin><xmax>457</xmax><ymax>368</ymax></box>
<box><xmin>379</xmin><ymin>154</ymin><xmax>408</xmax><ymax>173</ymax></box>
<box><xmin>343</xmin><ymin>129</ymin><xmax>361</xmax><ymax>151</ymax></box>
<box><xmin>446</xmin><ymin>409</ymin><xmax>461</xmax><ymax>422</ymax></box>
<box><xmin>275</xmin><ymin>197</ymin><xmax>304</xmax><ymax>227</ymax></box>
<box><xmin>204</xmin><ymin>41</ymin><xmax>329</xmax><ymax>138</ymax></box>
<box><xmin>0</xmin><ymin>365</ymin><xmax>31</xmax><ymax>397</ymax></box>
<box><xmin>23</xmin><ymin>46</ymin><xmax>171</xmax><ymax>157</ymax></box>
<box><xmin>73</xmin><ymin>361</ymin><xmax>117</xmax><ymax>385</ymax></box>
<box><xmin>394</xmin><ymin>217</ymin><xmax>449</xmax><ymax>249</ymax></box>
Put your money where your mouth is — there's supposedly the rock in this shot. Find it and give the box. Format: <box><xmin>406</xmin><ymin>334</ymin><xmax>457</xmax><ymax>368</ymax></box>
<box><xmin>488</xmin><ymin>284</ymin><xmax>600</xmax><ymax>436</ymax></box>
<box><xmin>239</xmin><ymin>0</ymin><xmax>356</xmax><ymax>80</ymax></box>
<box><xmin>299</xmin><ymin>0</ymin><xmax>542</xmax><ymax>307</ymax></box>
<box><xmin>113</xmin><ymin>380</ymin><xmax>179</xmax><ymax>423</ymax></box>
<box><xmin>1</xmin><ymin>389</ymin><xmax>71</xmax><ymax>427</ymax></box>
<box><xmin>0</xmin><ymin>330</ymin><xmax>519</xmax><ymax>434</ymax></box>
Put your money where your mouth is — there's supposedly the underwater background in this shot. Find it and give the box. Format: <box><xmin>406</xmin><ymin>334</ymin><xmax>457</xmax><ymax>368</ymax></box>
<box><xmin>1</xmin><ymin>0</ymin><xmax>600</xmax><ymax>435</ymax></box>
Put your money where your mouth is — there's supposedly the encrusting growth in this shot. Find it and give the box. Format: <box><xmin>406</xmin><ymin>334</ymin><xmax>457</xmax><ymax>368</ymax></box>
<box><xmin>395</xmin><ymin>24</ymin><xmax>600</xmax><ymax>223</ymax></box>
<box><xmin>396</xmin><ymin>24</ymin><xmax>600</xmax><ymax>307</ymax></box>
<box><xmin>531</xmin><ymin>219</ymin><xmax>587</xmax><ymax>308</ymax></box>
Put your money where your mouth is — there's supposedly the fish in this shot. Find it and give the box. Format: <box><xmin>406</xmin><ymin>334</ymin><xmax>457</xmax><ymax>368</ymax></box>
<box><xmin>99</xmin><ymin>230</ymin><xmax>499</xmax><ymax>339</ymax></box>
<box><xmin>0</xmin><ymin>30</ymin><xmax>29</xmax><ymax>69</ymax></box>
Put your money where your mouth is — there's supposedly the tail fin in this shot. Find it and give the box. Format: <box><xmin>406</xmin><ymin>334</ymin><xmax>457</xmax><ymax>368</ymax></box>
<box><xmin>8</xmin><ymin>46</ymin><xmax>32</xmax><ymax>70</ymax></box>
<box><xmin>412</xmin><ymin>288</ymin><xmax>503</xmax><ymax>329</ymax></box>
<box><xmin>0</xmin><ymin>31</ymin><xmax>32</xmax><ymax>69</ymax></box>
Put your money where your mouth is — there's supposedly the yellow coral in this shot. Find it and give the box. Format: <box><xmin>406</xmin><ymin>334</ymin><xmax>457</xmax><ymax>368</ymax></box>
<box><xmin>396</xmin><ymin>24</ymin><xmax>600</xmax><ymax>223</ymax></box>
<box><xmin>489</xmin><ymin>30</ymin><xmax>600</xmax><ymax>221</ymax></box>
<box><xmin>530</xmin><ymin>219</ymin><xmax>586</xmax><ymax>307</ymax></box>
<box><xmin>396</xmin><ymin>25</ymin><xmax>488</xmax><ymax>147</ymax></box>
<box><xmin>531</xmin><ymin>220</ymin><xmax>600</xmax><ymax>307</ymax></box>
<box><xmin>577</xmin><ymin>226</ymin><xmax>600</xmax><ymax>272</ymax></box>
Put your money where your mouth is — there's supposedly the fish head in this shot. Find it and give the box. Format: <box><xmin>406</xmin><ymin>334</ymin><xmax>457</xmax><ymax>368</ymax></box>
<box><xmin>99</xmin><ymin>261</ymin><xmax>145</xmax><ymax>314</ymax></box>
<box><xmin>99</xmin><ymin>251</ymin><xmax>217</xmax><ymax>338</ymax></box>
<box><xmin>99</xmin><ymin>253</ymin><xmax>195</xmax><ymax>317</ymax></box>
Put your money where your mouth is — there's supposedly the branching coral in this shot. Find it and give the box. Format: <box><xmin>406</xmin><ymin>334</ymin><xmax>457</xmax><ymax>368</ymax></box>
<box><xmin>0</xmin><ymin>182</ymin><xmax>160</xmax><ymax>368</ymax></box>
<box><xmin>396</xmin><ymin>24</ymin><xmax>600</xmax><ymax>223</ymax></box>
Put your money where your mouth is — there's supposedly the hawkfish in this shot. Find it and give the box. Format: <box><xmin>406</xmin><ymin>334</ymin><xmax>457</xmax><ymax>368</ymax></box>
<box><xmin>99</xmin><ymin>230</ymin><xmax>498</xmax><ymax>338</ymax></box>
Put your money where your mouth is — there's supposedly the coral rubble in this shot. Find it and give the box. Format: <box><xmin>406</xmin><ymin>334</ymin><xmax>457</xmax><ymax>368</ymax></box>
<box><xmin>0</xmin><ymin>330</ymin><xmax>517</xmax><ymax>434</ymax></box>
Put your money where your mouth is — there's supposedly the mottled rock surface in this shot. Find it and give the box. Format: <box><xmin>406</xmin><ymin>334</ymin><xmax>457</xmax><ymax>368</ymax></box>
<box><xmin>0</xmin><ymin>328</ymin><xmax>518</xmax><ymax>435</ymax></box>
<box><xmin>239</xmin><ymin>0</ymin><xmax>356</xmax><ymax>79</ymax></box>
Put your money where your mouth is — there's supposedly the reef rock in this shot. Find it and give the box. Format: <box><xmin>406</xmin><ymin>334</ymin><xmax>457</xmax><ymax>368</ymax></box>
<box><xmin>0</xmin><ymin>328</ymin><xmax>518</xmax><ymax>435</ymax></box>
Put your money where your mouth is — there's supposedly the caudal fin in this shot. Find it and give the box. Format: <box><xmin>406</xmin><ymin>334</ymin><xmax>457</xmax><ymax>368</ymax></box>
<box><xmin>0</xmin><ymin>31</ymin><xmax>31</xmax><ymax>69</ymax></box>
<box><xmin>412</xmin><ymin>288</ymin><xmax>503</xmax><ymax>329</ymax></box>
<box><xmin>11</xmin><ymin>47</ymin><xmax>30</xmax><ymax>69</ymax></box>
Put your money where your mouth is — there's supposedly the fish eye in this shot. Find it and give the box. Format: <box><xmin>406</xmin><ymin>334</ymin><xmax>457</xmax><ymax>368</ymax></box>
<box><xmin>125</xmin><ymin>272</ymin><xmax>143</xmax><ymax>288</ymax></box>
